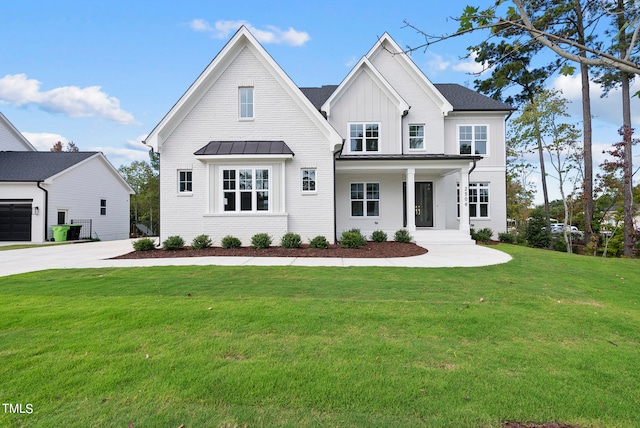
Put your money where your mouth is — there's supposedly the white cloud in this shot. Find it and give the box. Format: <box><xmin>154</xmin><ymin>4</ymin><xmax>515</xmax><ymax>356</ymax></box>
<box><xmin>190</xmin><ymin>19</ymin><xmax>310</xmax><ymax>47</ymax></box>
<box><xmin>21</xmin><ymin>132</ymin><xmax>69</xmax><ymax>151</ymax></box>
<box><xmin>452</xmin><ymin>51</ymin><xmax>486</xmax><ymax>74</ymax></box>
<box><xmin>424</xmin><ymin>52</ymin><xmax>451</xmax><ymax>73</ymax></box>
<box><xmin>0</xmin><ymin>74</ymin><xmax>137</xmax><ymax>125</ymax></box>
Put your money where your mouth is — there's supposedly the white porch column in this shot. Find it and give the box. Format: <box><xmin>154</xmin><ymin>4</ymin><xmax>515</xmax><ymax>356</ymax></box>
<box><xmin>459</xmin><ymin>166</ymin><xmax>470</xmax><ymax>233</ymax></box>
<box><xmin>406</xmin><ymin>168</ymin><xmax>416</xmax><ymax>232</ymax></box>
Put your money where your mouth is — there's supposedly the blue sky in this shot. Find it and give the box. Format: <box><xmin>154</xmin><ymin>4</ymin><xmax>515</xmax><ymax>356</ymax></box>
<box><xmin>1</xmin><ymin>0</ymin><xmax>638</xmax><ymax>203</ymax></box>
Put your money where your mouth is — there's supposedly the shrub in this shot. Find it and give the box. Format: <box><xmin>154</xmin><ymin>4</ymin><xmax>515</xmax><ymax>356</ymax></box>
<box><xmin>339</xmin><ymin>228</ymin><xmax>367</xmax><ymax>249</ymax></box>
<box><xmin>309</xmin><ymin>235</ymin><xmax>329</xmax><ymax>249</ymax></box>
<box><xmin>132</xmin><ymin>237</ymin><xmax>156</xmax><ymax>252</ymax></box>
<box><xmin>251</xmin><ymin>233</ymin><xmax>272</xmax><ymax>249</ymax></box>
<box><xmin>162</xmin><ymin>235</ymin><xmax>185</xmax><ymax>250</ymax></box>
<box><xmin>394</xmin><ymin>229</ymin><xmax>412</xmax><ymax>243</ymax></box>
<box><xmin>525</xmin><ymin>209</ymin><xmax>551</xmax><ymax>248</ymax></box>
<box><xmin>191</xmin><ymin>234</ymin><xmax>212</xmax><ymax>250</ymax></box>
<box><xmin>221</xmin><ymin>235</ymin><xmax>242</xmax><ymax>249</ymax></box>
<box><xmin>498</xmin><ymin>232</ymin><xmax>516</xmax><ymax>244</ymax></box>
<box><xmin>280</xmin><ymin>232</ymin><xmax>301</xmax><ymax>249</ymax></box>
<box><xmin>370</xmin><ymin>230</ymin><xmax>388</xmax><ymax>243</ymax></box>
<box><xmin>471</xmin><ymin>228</ymin><xmax>493</xmax><ymax>243</ymax></box>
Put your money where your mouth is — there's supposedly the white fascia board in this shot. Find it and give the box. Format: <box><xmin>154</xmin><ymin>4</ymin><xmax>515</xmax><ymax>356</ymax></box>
<box><xmin>321</xmin><ymin>57</ymin><xmax>410</xmax><ymax>117</ymax></box>
<box><xmin>367</xmin><ymin>33</ymin><xmax>454</xmax><ymax>116</ymax></box>
<box><xmin>45</xmin><ymin>153</ymin><xmax>135</xmax><ymax>194</ymax></box>
<box><xmin>0</xmin><ymin>112</ymin><xmax>37</xmax><ymax>151</ymax></box>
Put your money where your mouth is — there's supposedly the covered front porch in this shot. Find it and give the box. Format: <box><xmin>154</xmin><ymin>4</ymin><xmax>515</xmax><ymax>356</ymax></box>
<box><xmin>335</xmin><ymin>154</ymin><xmax>481</xmax><ymax>245</ymax></box>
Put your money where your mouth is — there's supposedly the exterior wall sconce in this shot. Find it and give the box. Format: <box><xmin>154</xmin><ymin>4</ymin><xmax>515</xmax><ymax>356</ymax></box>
<box><xmin>33</xmin><ymin>206</ymin><xmax>39</xmax><ymax>215</ymax></box>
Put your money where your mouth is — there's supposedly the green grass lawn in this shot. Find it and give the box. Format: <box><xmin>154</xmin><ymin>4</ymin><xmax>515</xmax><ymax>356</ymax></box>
<box><xmin>1</xmin><ymin>245</ymin><xmax>639</xmax><ymax>427</ymax></box>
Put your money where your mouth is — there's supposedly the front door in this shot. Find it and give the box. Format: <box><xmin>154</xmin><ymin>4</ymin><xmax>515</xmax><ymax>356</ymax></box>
<box><xmin>415</xmin><ymin>182</ymin><xmax>433</xmax><ymax>227</ymax></box>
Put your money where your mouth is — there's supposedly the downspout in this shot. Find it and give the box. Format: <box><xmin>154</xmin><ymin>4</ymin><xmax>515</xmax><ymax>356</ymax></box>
<box><xmin>333</xmin><ymin>144</ymin><xmax>344</xmax><ymax>244</ymax></box>
<box><xmin>37</xmin><ymin>181</ymin><xmax>48</xmax><ymax>241</ymax></box>
<box><xmin>468</xmin><ymin>158</ymin><xmax>477</xmax><ymax>231</ymax></box>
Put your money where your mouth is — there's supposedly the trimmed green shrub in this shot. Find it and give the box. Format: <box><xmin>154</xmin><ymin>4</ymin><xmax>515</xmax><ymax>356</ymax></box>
<box><xmin>394</xmin><ymin>229</ymin><xmax>412</xmax><ymax>243</ymax></box>
<box><xmin>280</xmin><ymin>232</ymin><xmax>301</xmax><ymax>249</ymax></box>
<box><xmin>309</xmin><ymin>235</ymin><xmax>329</xmax><ymax>249</ymax></box>
<box><xmin>132</xmin><ymin>237</ymin><xmax>156</xmax><ymax>252</ymax></box>
<box><xmin>191</xmin><ymin>234</ymin><xmax>212</xmax><ymax>250</ymax></box>
<box><xmin>221</xmin><ymin>235</ymin><xmax>242</xmax><ymax>249</ymax></box>
<box><xmin>370</xmin><ymin>230</ymin><xmax>388</xmax><ymax>243</ymax></box>
<box><xmin>251</xmin><ymin>233</ymin><xmax>272</xmax><ymax>249</ymax></box>
<box><xmin>471</xmin><ymin>228</ymin><xmax>493</xmax><ymax>243</ymax></box>
<box><xmin>525</xmin><ymin>209</ymin><xmax>551</xmax><ymax>248</ymax></box>
<box><xmin>162</xmin><ymin>235</ymin><xmax>185</xmax><ymax>250</ymax></box>
<box><xmin>339</xmin><ymin>229</ymin><xmax>367</xmax><ymax>249</ymax></box>
<box><xmin>498</xmin><ymin>232</ymin><xmax>516</xmax><ymax>244</ymax></box>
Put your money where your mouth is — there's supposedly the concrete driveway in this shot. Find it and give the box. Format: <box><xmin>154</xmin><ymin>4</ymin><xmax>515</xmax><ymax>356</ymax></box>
<box><xmin>0</xmin><ymin>239</ymin><xmax>512</xmax><ymax>278</ymax></box>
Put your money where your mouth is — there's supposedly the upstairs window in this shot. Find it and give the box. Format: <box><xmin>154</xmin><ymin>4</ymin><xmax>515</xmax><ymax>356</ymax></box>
<box><xmin>301</xmin><ymin>168</ymin><xmax>316</xmax><ymax>193</ymax></box>
<box><xmin>239</xmin><ymin>87</ymin><xmax>254</xmax><ymax>119</ymax></box>
<box><xmin>349</xmin><ymin>123</ymin><xmax>379</xmax><ymax>152</ymax></box>
<box><xmin>409</xmin><ymin>124</ymin><xmax>424</xmax><ymax>149</ymax></box>
<box><xmin>459</xmin><ymin>125</ymin><xmax>488</xmax><ymax>155</ymax></box>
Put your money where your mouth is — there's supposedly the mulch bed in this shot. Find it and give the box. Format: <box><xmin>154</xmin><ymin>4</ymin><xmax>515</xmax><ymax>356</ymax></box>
<box><xmin>112</xmin><ymin>241</ymin><xmax>428</xmax><ymax>260</ymax></box>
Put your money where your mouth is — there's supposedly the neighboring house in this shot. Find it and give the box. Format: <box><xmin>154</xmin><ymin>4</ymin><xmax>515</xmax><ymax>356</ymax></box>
<box><xmin>0</xmin><ymin>113</ymin><xmax>134</xmax><ymax>242</ymax></box>
<box><xmin>146</xmin><ymin>26</ymin><xmax>512</xmax><ymax>246</ymax></box>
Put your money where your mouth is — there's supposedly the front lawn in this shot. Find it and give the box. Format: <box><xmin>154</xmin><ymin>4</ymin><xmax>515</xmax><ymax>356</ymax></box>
<box><xmin>1</xmin><ymin>245</ymin><xmax>638</xmax><ymax>427</ymax></box>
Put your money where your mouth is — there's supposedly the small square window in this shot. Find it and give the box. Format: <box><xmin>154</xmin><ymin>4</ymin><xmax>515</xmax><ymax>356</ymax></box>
<box><xmin>302</xmin><ymin>169</ymin><xmax>316</xmax><ymax>192</ymax></box>
<box><xmin>178</xmin><ymin>170</ymin><xmax>192</xmax><ymax>193</ymax></box>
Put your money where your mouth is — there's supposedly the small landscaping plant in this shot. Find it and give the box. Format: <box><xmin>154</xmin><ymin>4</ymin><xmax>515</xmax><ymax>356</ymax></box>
<box><xmin>251</xmin><ymin>233</ymin><xmax>272</xmax><ymax>249</ymax></box>
<box><xmin>191</xmin><ymin>234</ymin><xmax>212</xmax><ymax>250</ymax></box>
<box><xmin>394</xmin><ymin>229</ymin><xmax>412</xmax><ymax>243</ymax></box>
<box><xmin>280</xmin><ymin>232</ymin><xmax>301</xmax><ymax>249</ymax></box>
<box><xmin>370</xmin><ymin>230</ymin><xmax>388</xmax><ymax>243</ymax></box>
<box><xmin>471</xmin><ymin>228</ymin><xmax>493</xmax><ymax>243</ymax></box>
<box><xmin>162</xmin><ymin>235</ymin><xmax>185</xmax><ymax>250</ymax></box>
<box><xmin>339</xmin><ymin>229</ymin><xmax>367</xmax><ymax>249</ymax></box>
<box><xmin>309</xmin><ymin>235</ymin><xmax>329</xmax><ymax>249</ymax></box>
<box><xmin>498</xmin><ymin>232</ymin><xmax>516</xmax><ymax>244</ymax></box>
<box><xmin>132</xmin><ymin>237</ymin><xmax>156</xmax><ymax>251</ymax></box>
<box><xmin>221</xmin><ymin>235</ymin><xmax>242</xmax><ymax>249</ymax></box>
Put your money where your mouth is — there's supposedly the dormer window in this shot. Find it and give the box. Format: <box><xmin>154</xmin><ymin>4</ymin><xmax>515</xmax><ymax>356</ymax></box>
<box><xmin>349</xmin><ymin>123</ymin><xmax>379</xmax><ymax>152</ymax></box>
<box><xmin>239</xmin><ymin>87</ymin><xmax>254</xmax><ymax>119</ymax></box>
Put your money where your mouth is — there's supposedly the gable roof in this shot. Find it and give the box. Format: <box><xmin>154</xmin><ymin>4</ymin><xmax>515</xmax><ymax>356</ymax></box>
<box><xmin>145</xmin><ymin>26</ymin><xmax>343</xmax><ymax>152</ymax></box>
<box><xmin>0</xmin><ymin>112</ymin><xmax>37</xmax><ymax>151</ymax></box>
<box><xmin>320</xmin><ymin>57</ymin><xmax>410</xmax><ymax>116</ymax></box>
<box><xmin>0</xmin><ymin>151</ymin><xmax>134</xmax><ymax>193</ymax></box>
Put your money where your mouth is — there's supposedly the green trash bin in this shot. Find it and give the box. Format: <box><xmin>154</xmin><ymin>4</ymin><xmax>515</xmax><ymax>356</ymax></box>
<box><xmin>52</xmin><ymin>225</ymin><xmax>70</xmax><ymax>242</ymax></box>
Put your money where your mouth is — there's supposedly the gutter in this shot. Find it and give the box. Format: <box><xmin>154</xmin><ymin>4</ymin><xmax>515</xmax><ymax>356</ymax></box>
<box><xmin>333</xmin><ymin>142</ymin><xmax>345</xmax><ymax>244</ymax></box>
<box><xmin>37</xmin><ymin>181</ymin><xmax>49</xmax><ymax>241</ymax></box>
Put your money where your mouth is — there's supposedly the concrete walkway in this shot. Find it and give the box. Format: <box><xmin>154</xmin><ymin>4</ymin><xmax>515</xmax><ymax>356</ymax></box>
<box><xmin>0</xmin><ymin>239</ymin><xmax>512</xmax><ymax>278</ymax></box>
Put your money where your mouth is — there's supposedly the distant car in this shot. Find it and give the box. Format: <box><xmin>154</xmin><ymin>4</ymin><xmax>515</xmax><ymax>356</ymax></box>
<box><xmin>550</xmin><ymin>223</ymin><xmax>584</xmax><ymax>240</ymax></box>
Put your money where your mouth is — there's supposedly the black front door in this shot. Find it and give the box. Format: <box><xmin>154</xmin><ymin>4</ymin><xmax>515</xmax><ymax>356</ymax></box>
<box><xmin>415</xmin><ymin>182</ymin><xmax>433</xmax><ymax>227</ymax></box>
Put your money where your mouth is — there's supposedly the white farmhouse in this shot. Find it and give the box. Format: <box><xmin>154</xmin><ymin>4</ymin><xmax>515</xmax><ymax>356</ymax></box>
<box><xmin>146</xmin><ymin>27</ymin><xmax>512</xmax><ymax>246</ymax></box>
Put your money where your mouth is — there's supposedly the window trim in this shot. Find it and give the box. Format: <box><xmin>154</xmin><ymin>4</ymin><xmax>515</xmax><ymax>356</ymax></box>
<box><xmin>221</xmin><ymin>166</ymin><xmax>271</xmax><ymax>213</ymax></box>
<box><xmin>457</xmin><ymin>182</ymin><xmax>490</xmax><ymax>219</ymax></box>
<box><xmin>408</xmin><ymin>124</ymin><xmax>425</xmax><ymax>151</ymax></box>
<box><xmin>348</xmin><ymin>122</ymin><xmax>381</xmax><ymax>153</ymax></box>
<box><xmin>458</xmin><ymin>124</ymin><xmax>489</xmax><ymax>156</ymax></box>
<box><xmin>178</xmin><ymin>170</ymin><xmax>193</xmax><ymax>194</ymax></box>
<box><xmin>239</xmin><ymin>87</ymin><xmax>254</xmax><ymax>120</ymax></box>
<box><xmin>350</xmin><ymin>182</ymin><xmax>380</xmax><ymax>218</ymax></box>
<box><xmin>301</xmin><ymin>168</ymin><xmax>317</xmax><ymax>194</ymax></box>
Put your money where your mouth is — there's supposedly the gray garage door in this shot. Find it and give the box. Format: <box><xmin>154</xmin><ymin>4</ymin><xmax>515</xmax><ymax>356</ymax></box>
<box><xmin>0</xmin><ymin>203</ymin><xmax>32</xmax><ymax>241</ymax></box>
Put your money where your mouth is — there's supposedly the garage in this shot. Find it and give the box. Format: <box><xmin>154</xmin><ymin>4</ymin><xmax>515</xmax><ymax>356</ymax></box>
<box><xmin>0</xmin><ymin>201</ymin><xmax>32</xmax><ymax>241</ymax></box>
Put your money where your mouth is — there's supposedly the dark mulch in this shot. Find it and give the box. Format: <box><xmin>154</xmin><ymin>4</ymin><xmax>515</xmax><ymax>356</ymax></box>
<box><xmin>112</xmin><ymin>241</ymin><xmax>428</xmax><ymax>260</ymax></box>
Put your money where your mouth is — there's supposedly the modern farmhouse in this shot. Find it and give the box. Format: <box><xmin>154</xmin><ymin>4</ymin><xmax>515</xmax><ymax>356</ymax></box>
<box><xmin>145</xmin><ymin>26</ymin><xmax>512</xmax><ymax>246</ymax></box>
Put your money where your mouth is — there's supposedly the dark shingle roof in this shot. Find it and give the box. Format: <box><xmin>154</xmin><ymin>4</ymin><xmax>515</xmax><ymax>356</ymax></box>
<box><xmin>299</xmin><ymin>83</ymin><xmax>513</xmax><ymax>112</ymax></box>
<box><xmin>0</xmin><ymin>151</ymin><xmax>98</xmax><ymax>181</ymax></box>
<box><xmin>434</xmin><ymin>84</ymin><xmax>513</xmax><ymax>111</ymax></box>
<box><xmin>194</xmin><ymin>141</ymin><xmax>294</xmax><ymax>156</ymax></box>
